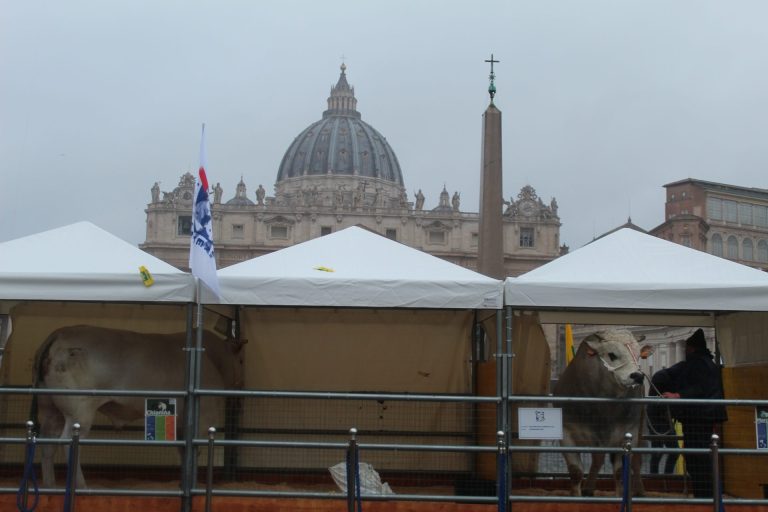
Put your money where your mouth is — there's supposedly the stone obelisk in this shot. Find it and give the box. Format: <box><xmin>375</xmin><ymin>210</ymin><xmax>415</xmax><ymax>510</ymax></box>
<box><xmin>477</xmin><ymin>55</ymin><xmax>504</xmax><ymax>279</ymax></box>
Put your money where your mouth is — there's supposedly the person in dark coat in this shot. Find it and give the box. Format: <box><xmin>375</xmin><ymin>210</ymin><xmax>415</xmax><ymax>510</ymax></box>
<box><xmin>659</xmin><ymin>328</ymin><xmax>727</xmax><ymax>498</ymax></box>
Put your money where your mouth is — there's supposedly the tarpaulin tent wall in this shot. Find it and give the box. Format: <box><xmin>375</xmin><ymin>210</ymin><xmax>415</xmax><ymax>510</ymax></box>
<box><xmin>215</xmin><ymin>226</ymin><xmax>504</xmax><ymax>473</ymax></box>
<box><xmin>503</xmin><ymin>228</ymin><xmax>768</xmax><ymax>498</ymax></box>
<box><xmin>0</xmin><ymin>221</ymin><xmax>202</xmax><ymax>468</ymax></box>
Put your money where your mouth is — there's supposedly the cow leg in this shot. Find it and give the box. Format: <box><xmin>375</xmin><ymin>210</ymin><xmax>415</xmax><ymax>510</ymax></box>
<box><xmin>609</xmin><ymin>452</ymin><xmax>624</xmax><ymax>497</ymax></box>
<box><xmin>38</xmin><ymin>395</ymin><xmax>65</xmax><ymax>488</ymax></box>
<box><xmin>583</xmin><ymin>453</ymin><xmax>604</xmax><ymax>496</ymax></box>
<box><xmin>60</xmin><ymin>413</ymin><xmax>95</xmax><ymax>489</ymax></box>
<box><xmin>631</xmin><ymin>451</ymin><xmax>645</xmax><ymax>496</ymax></box>
<box><xmin>561</xmin><ymin>431</ymin><xmax>585</xmax><ymax>496</ymax></box>
<box><xmin>608</xmin><ymin>450</ymin><xmax>644</xmax><ymax>497</ymax></box>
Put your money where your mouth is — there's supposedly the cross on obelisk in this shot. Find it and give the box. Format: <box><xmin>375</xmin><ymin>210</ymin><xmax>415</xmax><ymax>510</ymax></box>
<box><xmin>485</xmin><ymin>54</ymin><xmax>499</xmax><ymax>102</ymax></box>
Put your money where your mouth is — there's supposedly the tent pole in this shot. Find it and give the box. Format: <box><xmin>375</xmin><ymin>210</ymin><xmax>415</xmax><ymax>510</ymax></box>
<box><xmin>495</xmin><ymin>310</ymin><xmax>504</xmax><ymax>433</ymax></box>
<box><xmin>504</xmin><ymin>306</ymin><xmax>513</xmax><ymax>503</ymax></box>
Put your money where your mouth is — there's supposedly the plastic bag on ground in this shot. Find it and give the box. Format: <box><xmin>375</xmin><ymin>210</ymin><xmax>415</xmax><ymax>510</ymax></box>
<box><xmin>329</xmin><ymin>461</ymin><xmax>395</xmax><ymax>495</ymax></box>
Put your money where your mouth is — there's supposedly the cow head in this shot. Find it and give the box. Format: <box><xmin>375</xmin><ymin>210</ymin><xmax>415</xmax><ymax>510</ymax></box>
<box><xmin>582</xmin><ymin>329</ymin><xmax>653</xmax><ymax>388</ymax></box>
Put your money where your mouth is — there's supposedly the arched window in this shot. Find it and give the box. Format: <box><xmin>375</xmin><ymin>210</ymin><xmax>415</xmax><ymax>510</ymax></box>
<box><xmin>758</xmin><ymin>240</ymin><xmax>768</xmax><ymax>263</ymax></box>
<box><xmin>727</xmin><ymin>236</ymin><xmax>739</xmax><ymax>259</ymax></box>
<box><xmin>742</xmin><ymin>238</ymin><xmax>754</xmax><ymax>261</ymax></box>
<box><xmin>711</xmin><ymin>234</ymin><xmax>723</xmax><ymax>257</ymax></box>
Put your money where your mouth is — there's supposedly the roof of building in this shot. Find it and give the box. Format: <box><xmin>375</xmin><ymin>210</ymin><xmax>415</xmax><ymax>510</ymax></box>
<box><xmin>665</xmin><ymin>178</ymin><xmax>768</xmax><ymax>202</ymax></box>
<box><xmin>276</xmin><ymin>65</ymin><xmax>404</xmax><ymax>187</ymax></box>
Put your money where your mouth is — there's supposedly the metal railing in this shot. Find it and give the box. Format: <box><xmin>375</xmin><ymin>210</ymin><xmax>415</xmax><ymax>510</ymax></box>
<box><xmin>1</xmin><ymin>386</ymin><xmax>767</xmax><ymax>510</ymax></box>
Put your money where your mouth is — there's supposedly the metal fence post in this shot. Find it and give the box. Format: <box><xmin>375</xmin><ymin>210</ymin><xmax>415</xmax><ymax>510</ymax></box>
<box><xmin>711</xmin><ymin>433</ymin><xmax>721</xmax><ymax>512</ymax></box>
<box><xmin>497</xmin><ymin>430</ymin><xmax>507</xmax><ymax>512</ymax></box>
<box><xmin>19</xmin><ymin>420</ymin><xmax>37</xmax><ymax>511</ymax></box>
<box><xmin>64</xmin><ymin>422</ymin><xmax>81</xmax><ymax>512</ymax></box>
<box><xmin>205</xmin><ymin>427</ymin><xmax>216</xmax><ymax>512</ymax></box>
<box><xmin>346</xmin><ymin>427</ymin><xmax>358</xmax><ymax>512</ymax></box>
<box><xmin>621</xmin><ymin>432</ymin><xmax>633</xmax><ymax>512</ymax></box>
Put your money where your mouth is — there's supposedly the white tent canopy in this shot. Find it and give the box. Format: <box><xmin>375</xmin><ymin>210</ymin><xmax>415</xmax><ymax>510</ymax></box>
<box><xmin>504</xmin><ymin>228</ymin><xmax>768</xmax><ymax>325</ymax></box>
<box><xmin>218</xmin><ymin>226</ymin><xmax>503</xmax><ymax>309</ymax></box>
<box><xmin>0</xmin><ymin>221</ymin><xmax>194</xmax><ymax>303</ymax></box>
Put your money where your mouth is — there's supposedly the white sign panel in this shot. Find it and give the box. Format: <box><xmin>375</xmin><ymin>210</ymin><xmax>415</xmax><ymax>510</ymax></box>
<box><xmin>518</xmin><ymin>407</ymin><xmax>563</xmax><ymax>440</ymax></box>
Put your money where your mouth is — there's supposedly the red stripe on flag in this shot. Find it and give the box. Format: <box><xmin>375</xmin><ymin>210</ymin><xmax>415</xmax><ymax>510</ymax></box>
<box><xmin>199</xmin><ymin>166</ymin><xmax>209</xmax><ymax>191</ymax></box>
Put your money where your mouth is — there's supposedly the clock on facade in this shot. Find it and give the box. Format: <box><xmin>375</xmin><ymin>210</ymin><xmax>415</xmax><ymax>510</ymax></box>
<box><xmin>520</xmin><ymin>200</ymin><xmax>536</xmax><ymax>217</ymax></box>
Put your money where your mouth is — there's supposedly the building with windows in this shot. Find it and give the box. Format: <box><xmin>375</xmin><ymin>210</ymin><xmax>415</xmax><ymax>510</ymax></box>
<box><xmin>141</xmin><ymin>65</ymin><xmax>564</xmax><ymax>275</ymax></box>
<box><xmin>650</xmin><ymin>178</ymin><xmax>768</xmax><ymax>270</ymax></box>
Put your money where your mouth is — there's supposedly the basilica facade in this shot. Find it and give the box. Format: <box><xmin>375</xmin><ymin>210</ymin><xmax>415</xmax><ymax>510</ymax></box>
<box><xmin>141</xmin><ymin>65</ymin><xmax>563</xmax><ymax>276</ymax></box>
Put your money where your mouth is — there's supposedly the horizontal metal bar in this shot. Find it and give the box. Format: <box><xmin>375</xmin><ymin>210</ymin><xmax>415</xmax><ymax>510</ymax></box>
<box><xmin>189</xmin><ymin>488</ymin><xmax>498</xmax><ymax>503</ymax></box>
<box><xmin>508</xmin><ymin>445</ymin><xmax>768</xmax><ymax>456</ymax></box>
<box><xmin>193</xmin><ymin>438</ymin><xmax>496</xmax><ymax>453</ymax></box>
<box><xmin>233</xmin><ymin>427</ymin><xmax>473</xmax><ymax>438</ymax></box>
<box><xmin>0</xmin><ymin>486</ymin><xmax>183</xmax><ymax>497</ymax></box>
<box><xmin>0</xmin><ymin>436</ymin><xmax>185</xmax><ymax>448</ymax></box>
<box><xmin>509</xmin><ymin>495</ymin><xmax>768</xmax><ymax>506</ymax></box>
<box><xmin>508</xmin><ymin>394</ymin><xmax>768</xmax><ymax>407</ymax></box>
<box><xmin>0</xmin><ymin>386</ymin><xmax>185</xmax><ymax>398</ymax></box>
<box><xmin>193</xmin><ymin>439</ymin><xmax>348</xmax><ymax>449</ymax></box>
<box><xmin>5</xmin><ymin>386</ymin><xmax>765</xmax><ymax>407</ymax></box>
<box><xmin>196</xmin><ymin>388</ymin><xmax>499</xmax><ymax>403</ymax></box>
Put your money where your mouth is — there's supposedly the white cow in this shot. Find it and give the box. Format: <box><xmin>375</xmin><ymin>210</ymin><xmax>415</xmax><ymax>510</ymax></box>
<box><xmin>32</xmin><ymin>325</ymin><xmax>245</xmax><ymax>488</ymax></box>
<box><xmin>553</xmin><ymin>328</ymin><xmax>652</xmax><ymax>497</ymax></box>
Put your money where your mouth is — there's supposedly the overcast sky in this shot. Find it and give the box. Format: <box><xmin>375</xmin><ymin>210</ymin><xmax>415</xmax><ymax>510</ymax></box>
<box><xmin>2</xmin><ymin>1</ymin><xmax>767</xmax><ymax>250</ymax></box>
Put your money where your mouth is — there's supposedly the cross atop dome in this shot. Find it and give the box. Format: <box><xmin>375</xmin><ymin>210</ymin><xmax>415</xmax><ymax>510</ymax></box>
<box><xmin>325</xmin><ymin>64</ymin><xmax>359</xmax><ymax>118</ymax></box>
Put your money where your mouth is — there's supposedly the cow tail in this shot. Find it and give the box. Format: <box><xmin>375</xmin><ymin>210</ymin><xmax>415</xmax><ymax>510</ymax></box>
<box><xmin>28</xmin><ymin>330</ymin><xmax>60</xmax><ymax>435</ymax></box>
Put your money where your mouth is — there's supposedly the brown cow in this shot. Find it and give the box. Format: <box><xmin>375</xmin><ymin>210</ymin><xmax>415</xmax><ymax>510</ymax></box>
<box><xmin>33</xmin><ymin>325</ymin><xmax>244</xmax><ymax>488</ymax></box>
<box><xmin>553</xmin><ymin>328</ymin><xmax>652</xmax><ymax>497</ymax></box>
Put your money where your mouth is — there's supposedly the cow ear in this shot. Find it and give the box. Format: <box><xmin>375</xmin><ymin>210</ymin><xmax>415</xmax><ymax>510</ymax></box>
<box><xmin>582</xmin><ymin>334</ymin><xmax>600</xmax><ymax>352</ymax></box>
<box><xmin>639</xmin><ymin>344</ymin><xmax>654</xmax><ymax>359</ymax></box>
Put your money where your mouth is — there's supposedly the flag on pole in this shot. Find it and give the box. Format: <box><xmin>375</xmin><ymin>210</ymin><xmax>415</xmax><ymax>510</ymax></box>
<box><xmin>189</xmin><ymin>123</ymin><xmax>220</xmax><ymax>298</ymax></box>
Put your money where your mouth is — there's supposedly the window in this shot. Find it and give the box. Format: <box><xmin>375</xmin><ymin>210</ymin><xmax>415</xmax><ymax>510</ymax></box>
<box><xmin>520</xmin><ymin>227</ymin><xmax>535</xmax><ymax>248</ymax></box>
<box><xmin>680</xmin><ymin>234</ymin><xmax>691</xmax><ymax>247</ymax></box>
<box><xmin>428</xmin><ymin>230</ymin><xmax>445</xmax><ymax>244</ymax></box>
<box><xmin>670</xmin><ymin>193</ymin><xmax>676</xmax><ymax>201</ymax></box>
<box><xmin>757</xmin><ymin>240</ymin><xmax>768</xmax><ymax>263</ymax></box>
<box><xmin>471</xmin><ymin>232</ymin><xmax>479</xmax><ymax>247</ymax></box>
<box><xmin>232</xmin><ymin>224</ymin><xmax>244</xmax><ymax>239</ymax></box>
<box><xmin>739</xmin><ymin>203</ymin><xmax>753</xmax><ymax>225</ymax></box>
<box><xmin>681</xmin><ymin>191</ymin><xmax>687</xmax><ymax>199</ymax></box>
<box><xmin>711</xmin><ymin>234</ymin><xmax>723</xmax><ymax>257</ymax></box>
<box><xmin>755</xmin><ymin>205</ymin><xmax>768</xmax><ymax>228</ymax></box>
<box><xmin>742</xmin><ymin>238</ymin><xmax>754</xmax><ymax>261</ymax></box>
<box><xmin>320</xmin><ymin>226</ymin><xmax>332</xmax><ymax>236</ymax></box>
<box><xmin>724</xmin><ymin>200</ymin><xmax>738</xmax><ymax>223</ymax></box>
<box><xmin>707</xmin><ymin>197</ymin><xmax>722</xmax><ymax>220</ymax></box>
<box><xmin>270</xmin><ymin>225</ymin><xmax>288</xmax><ymax>239</ymax></box>
<box><xmin>177</xmin><ymin>216</ymin><xmax>192</xmax><ymax>236</ymax></box>
<box><xmin>385</xmin><ymin>228</ymin><xmax>397</xmax><ymax>240</ymax></box>
<box><xmin>727</xmin><ymin>236</ymin><xmax>738</xmax><ymax>259</ymax></box>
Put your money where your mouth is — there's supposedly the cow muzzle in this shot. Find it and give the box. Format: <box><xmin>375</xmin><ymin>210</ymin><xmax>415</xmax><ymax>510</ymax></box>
<box><xmin>629</xmin><ymin>372</ymin><xmax>644</xmax><ymax>385</ymax></box>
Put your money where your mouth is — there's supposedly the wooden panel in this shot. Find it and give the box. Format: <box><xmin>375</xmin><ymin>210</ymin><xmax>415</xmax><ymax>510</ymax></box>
<box><xmin>722</xmin><ymin>365</ymin><xmax>768</xmax><ymax>499</ymax></box>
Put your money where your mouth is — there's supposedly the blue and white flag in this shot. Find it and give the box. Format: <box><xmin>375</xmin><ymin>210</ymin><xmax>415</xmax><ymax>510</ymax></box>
<box><xmin>189</xmin><ymin>124</ymin><xmax>221</xmax><ymax>298</ymax></box>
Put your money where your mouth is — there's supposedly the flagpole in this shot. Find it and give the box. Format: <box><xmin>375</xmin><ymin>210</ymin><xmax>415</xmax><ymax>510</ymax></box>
<box><xmin>184</xmin><ymin>123</ymin><xmax>220</xmax><ymax>511</ymax></box>
<box><xmin>182</xmin><ymin>277</ymin><xmax>204</xmax><ymax>512</ymax></box>
<box><xmin>181</xmin><ymin>279</ymin><xmax>198</xmax><ymax>512</ymax></box>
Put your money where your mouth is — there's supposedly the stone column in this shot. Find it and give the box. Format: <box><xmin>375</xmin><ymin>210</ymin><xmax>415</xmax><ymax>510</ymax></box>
<box><xmin>477</xmin><ymin>103</ymin><xmax>504</xmax><ymax>278</ymax></box>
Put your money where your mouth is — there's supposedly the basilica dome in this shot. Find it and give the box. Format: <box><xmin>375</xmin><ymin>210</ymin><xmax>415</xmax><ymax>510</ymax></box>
<box><xmin>276</xmin><ymin>65</ymin><xmax>404</xmax><ymax>187</ymax></box>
